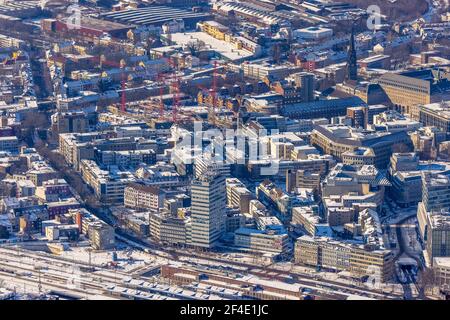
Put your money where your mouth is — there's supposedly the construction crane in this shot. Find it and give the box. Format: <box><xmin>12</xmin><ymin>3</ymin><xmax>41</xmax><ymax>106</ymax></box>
<box><xmin>212</xmin><ymin>60</ymin><xmax>218</xmax><ymax>108</ymax></box>
<box><xmin>167</xmin><ymin>57</ymin><xmax>180</xmax><ymax>123</ymax></box>
<box><xmin>137</xmin><ymin>57</ymin><xmax>181</xmax><ymax>123</ymax></box>
<box><xmin>120</xmin><ymin>59</ymin><xmax>127</xmax><ymax>113</ymax></box>
<box><xmin>194</xmin><ymin>61</ymin><xmax>221</xmax><ymax>125</ymax></box>
<box><xmin>157</xmin><ymin>72</ymin><xmax>166</xmax><ymax>119</ymax></box>
<box><xmin>195</xmin><ymin>61</ymin><xmax>221</xmax><ymax>126</ymax></box>
<box><xmin>209</xmin><ymin>60</ymin><xmax>219</xmax><ymax>124</ymax></box>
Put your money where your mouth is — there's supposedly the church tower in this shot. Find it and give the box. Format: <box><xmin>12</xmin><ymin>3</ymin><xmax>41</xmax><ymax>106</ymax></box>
<box><xmin>346</xmin><ymin>24</ymin><xmax>358</xmax><ymax>82</ymax></box>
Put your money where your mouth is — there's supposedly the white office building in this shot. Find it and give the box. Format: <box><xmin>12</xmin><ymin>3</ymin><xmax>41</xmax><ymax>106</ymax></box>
<box><xmin>190</xmin><ymin>172</ymin><xmax>226</xmax><ymax>248</ymax></box>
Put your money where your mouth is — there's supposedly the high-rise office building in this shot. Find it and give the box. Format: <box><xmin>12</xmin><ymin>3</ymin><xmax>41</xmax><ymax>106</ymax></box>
<box><xmin>294</xmin><ymin>72</ymin><xmax>315</xmax><ymax>103</ymax></box>
<box><xmin>417</xmin><ymin>172</ymin><xmax>450</xmax><ymax>264</ymax></box>
<box><xmin>346</xmin><ymin>106</ymin><xmax>367</xmax><ymax>128</ymax></box>
<box><xmin>190</xmin><ymin>172</ymin><xmax>226</xmax><ymax>248</ymax></box>
<box><xmin>422</xmin><ymin>172</ymin><xmax>450</xmax><ymax>212</ymax></box>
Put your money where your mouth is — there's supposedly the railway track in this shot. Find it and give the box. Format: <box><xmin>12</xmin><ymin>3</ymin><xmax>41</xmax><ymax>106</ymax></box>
<box><xmin>116</xmin><ymin>230</ymin><xmax>402</xmax><ymax>299</ymax></box>
<box><xmin>0</xmin><ymin>247</ymin><xmax>215</xmax><ymax>300</ymax></box>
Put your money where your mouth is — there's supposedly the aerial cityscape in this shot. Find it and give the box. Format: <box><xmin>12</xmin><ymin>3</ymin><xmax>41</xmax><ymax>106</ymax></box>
<box><xmin>0</xmin><ymin>0</ymin><xmax>449</xmax><ymax>304</ymax></box>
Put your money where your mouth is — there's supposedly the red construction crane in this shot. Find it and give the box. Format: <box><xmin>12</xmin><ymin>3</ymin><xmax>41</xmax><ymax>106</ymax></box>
<box><xmin>120</xmin><ymin>60</ymin><xmax>127</xmax><ymax>113</ymax></box>
<box><xmin>172</xmin><ymin>79</ymin><xmax>180</xmax><ymax>123</ymax></box>
<box><xmin>168</xmin><ymin>57</ymin><xmax>180</xmax><ymax>123</ymax></box>
<box><xmin>157</xmin><ymin>72</ymin><xmax>166</xmax><ymax>119</ymax></box>
<box><xmin>212</xmin><ymin>60</ymin><xmax>218</xmax><ymax>108</ymax></box>
<box><xmin>207</xmin><ymin>60</ymin><xmax>219</xmax><ymax>124</ymax></box>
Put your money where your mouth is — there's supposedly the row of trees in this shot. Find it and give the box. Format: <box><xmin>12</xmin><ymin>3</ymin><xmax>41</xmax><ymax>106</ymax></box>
<box><xmin>34</xmin><ymin>139</ymin><xmax>100</xmax><ymax>211</ymax></box>
<box><xmin>342</xmin><ymin>0</ymin><xmax>429</xmax><ymax>22</ymax></box>
<box><xmin>17</xmin><ymin>111</ymin><xmax>101</xmax><ymax>211</ymax></box>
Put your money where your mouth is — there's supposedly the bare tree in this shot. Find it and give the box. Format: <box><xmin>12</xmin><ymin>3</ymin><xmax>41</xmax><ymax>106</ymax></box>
<box><xmin>0</xmin><ymin>182</ymin><xmax>15</xmax><ymax>197</ymax></box>
<box><xmin>342</xmin><ymin>0</ymin><xmax>428</xmax><ymax>22</ymax></box>
<box><xmin>0</xmin><ymin>225</ymin><xmax>10</xmax><ymax>239</ymax></box>
<box><xmin>186</xmin><ymin>40</ymin><xmax>205</xmax><ymax>57</ymax></box>
<box><xmin>417</xmin><ymin>268</ymin><xmax>438</xmax><ymax>297</ymax></box>
<box><xmin>391</xmin><ymin>142</ymin><xmax>411</xmax><ymax>154</ymax></box>
<box><xmin>272</xmin><ymin>44</ymin><xmax>281</xmax><ymax>64</ymax></box>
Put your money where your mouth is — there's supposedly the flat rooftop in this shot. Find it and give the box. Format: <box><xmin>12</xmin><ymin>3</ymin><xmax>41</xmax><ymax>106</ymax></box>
<box><xmin>296</xmin><ymin>26</ymin><xmax>333</xmax><ymax>33</ymax></box>
<box><xmin>0</xmin><ymin>1</ymin><xmax>39</xmax><ymax>13</ymax></box>
<box><xmin>60</xmin><ymin>16</ymin><xmax>133</xmax><ymax>32</ymax></box>
<box><xmin>100</xmin><ymin>6</ymin><xmax>210</xmax><ymax>27</ymax></box>
<box><xmin>421</xmin><ymin>102</ymin><xmax>450</xmax><ymax>120</ymax></box>
<box><xmin>360</xmin><ymin>54</ymin><xmax>390</xmax><ymax>63</ymax></box>
<box><xmin>169</xmin><ymin>32</ymin><xmax>254</xmax><ymax>62</ymax></box>
<box><xmin>433</xmin><ymin>257</ymin><xmax>450</xmax><ymax>268</ymax></box>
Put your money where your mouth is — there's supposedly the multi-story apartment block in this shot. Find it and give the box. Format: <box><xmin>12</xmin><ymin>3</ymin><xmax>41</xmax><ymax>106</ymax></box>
<box><xmin>51</xmin><ymin>111</ymin><xmax>88</xmax><ymax>134</ymax></box>
<box><xmin>417</xmin><ymin>172</ymin><xmax>450</xmax><ymax>263</ymax></box>
<box><xmin>242</xmin><ymin>62</ymin><xmax>297</xmax><ymax>81</ymax></box>
<box><xmin>26</xmin><ymin>162</ymin><xmax>59</xmax><ymax>186</ymax></box>
<box><xmin>226</xmin><ymin>178</ymin><xmax>252</xmax><ymax>214</ymax></box>
<box><xmin>234</xmin><ymin>227</ymin><xmax>290</xmax><ymax>255</ymax></box>
<box><xmin>419</xmin><ymin>102</ymin><xmax>450</xmax><ymax>133</ymax></box>
<box><xmin>247</xmin><ymin>154</ymin><xmax>334</xmax><ymax>180</ymax></box>
<box><xmin>59</xmin><ymin>131</ymin><xmax>156</xmax><ymax>170</ymax></box>
<box><xmin>35</xmin><ymin>179</ymin><xmax>72</xmax><ymax>202</ymax></box>
<box><xmin>80</xmin><ymin>160</ymin><xmax>135</xmax><ymax>204</ymax></box>
<box><xmin>124</xmin><ymin>183</ymin><xmax>165</xmax><ymax>211</ymax></box>
<box><xmin>194</xmin><ymin>153</ymin><xmax>231</xmax><ymax>179</ymax></box>
<box><xmin>418</xmin><ymin>202</ymin><xmax>450</xmax><ymax>264</ymax></box>
<box><xmin>421</xmin><ymin>172</ymin><xmax>450</xmax><ymax>212</ymax></box>
<box><xmin>256</xmin><ymin>180</ymin><xmax>293</xmax><ymax>223</ymax></box>
<box><xmin>295</xmin><ymin>236</ymin><xmax>394</xmax><ymax>282</ymax></box>
<box><xmin>311</xmin><ymin>124</ymin><xmax>413</xmax><ymax>168</ymax></box>
<box><xmin>433</xmin><ymin>257</ymin><xmax>450</xmax><ymax>288</ymax></box>
<box><xmin>197</xmin><ymin>20</ymin><xmax>229</xmax><ymax>40</ymax></box>
<box><xmin>95</xmin><ymin>149</ymin><xmax>156</xmax><ymax>168</ymax></box>
<box><xmin>0</xmin><ymin>136</ymin><xmax>18</xmax><ymax>153</ymax></box>
<box><xmin>291</xmin><ymin>206</ymin><xmax>329</xmax><ymax>237</ymax></box>
<box><xmin>150</xmin><ymin>211</ymin><xmax>190</xmax><ymax>246</ymax></box>
<box><xmin>69</xmin><ymin>208</ymin><xmax>115</xmax><ymax>250</ymax></box>
<box><xmin>389</xmin><ymin>153</ymin><xmax>450</xmax><ymax>207</ymax></box>
<box><xmin>286</xmin><ymin>169</ymin><xmax>321</xmax><ymax>193</ymax></box>
<box><xmin>410</xmin><ymin>126</ymin><xmax>447</xmax><ymax>160</ymax></box>
<box><xmin>322</xmin><ymin>164</ymin><xmax>388</xmax><ymax>208</ymax></box>
<box><xmin>342</xmin><ymin>147</ymin><xmax>375</xmax><ymax>167</ymax></box>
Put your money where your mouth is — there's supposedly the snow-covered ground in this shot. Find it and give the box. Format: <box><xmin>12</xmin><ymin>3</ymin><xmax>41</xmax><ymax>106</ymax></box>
<box><xmin>401</xmin><ymin>219</ymin><xmax>422</xmax><ymax>256</ymax></box>
<box><xmin>383</xmin><ymin>207</ymin><xmax>418</xmax><ymax>225</ymax></box>
<box><xmin>58</xmin><ymin>246</ymin><xmax>167</xmax><ymax>273</ymax></box>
